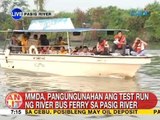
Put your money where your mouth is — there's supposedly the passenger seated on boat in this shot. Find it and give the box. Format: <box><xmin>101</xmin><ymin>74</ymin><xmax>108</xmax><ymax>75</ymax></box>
<box><xmin>39</xmin><ymin>34</ymin><xmax>49</xmax><ymax>46</ymax></box>
<box><xmin>91</xmin><ymin>46</ymin><xmax>97</xmax><ymax>55</ymax></box>
<box><xmin>34</xmin><ymin>34</ymin><xmax>38</xmax><ymax>40</ymax></box>
<box><xmin>112</xmin><ymin>31</ymin><xmax>126</xmax><ymax>55</ymax></box>
<box><xmin>39</xmin><ymin>46</ymin><xmax>49</xmax><ymax>54</ymax></box>
<box><xmin>58</xmin><ymin>46</ymin><xmax>68</xmax><ymax>54</ymax></box>
<box><xmin>71</xmin><ymin>46</ymin><xmax>79</xmax><ymax>55</ymax></box>
<box><xmin>78</xmin><ymin>45</ymin><xmax>83</xmax><ymax>53</ymax></box>
<box><xmin>49</xmin><ymin>47</ymin><xmax>57</xmax><ymax>54</ymax></box>
<box><xmin>21</xmin><ymin>34</ymin><xmax>29</xmax><ymax>53</ymax></box>
<box><xmin>96</xmin><ymin>37</ymin><xmax>110</xmax><ymax>55</ymax></box>
<box><xmin>57</xmin><ymin>36</ymin><xmax>67</xmax><ymax>45</ymax></box>
<box><xmin>78</xmin><ymin>46</ymin><xmax>93</xmax><ymax>56</ymax></box>
<box><xmin>35</xmin><ymin>34</ymin><xmax>40</xmax><ymax>45</ymax></box>
<box><xmin>131</xmin><ymin>37</ymin><xmax>148</xmax><ymax>56</ymax></box>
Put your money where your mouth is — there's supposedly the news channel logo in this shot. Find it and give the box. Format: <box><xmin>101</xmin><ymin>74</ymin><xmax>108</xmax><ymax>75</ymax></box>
<box><xmin>11</xmin><ymin>8</ymin><xmax>23</xmax><ymax>20</ymax></box>
<box><xmin>130</xmin><ymin>10</ymin><xmax>150</xmax><ymax>16</ymax></box>
<box><xmin>11</xmin><ymin>7</ymin><xmax>54</xmax><ymax>20</ymax></box>
<box><xmin>5</xmin><ymin>92</ymin><xmax>23</xmax><ymax>109</ymax></box>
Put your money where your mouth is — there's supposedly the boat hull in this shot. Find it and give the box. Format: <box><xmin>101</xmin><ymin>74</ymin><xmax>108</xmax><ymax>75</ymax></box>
<box><xmin>0</xmin><ymin>54</ymin><xmax>151</xmax><ymax>77</ymax></box>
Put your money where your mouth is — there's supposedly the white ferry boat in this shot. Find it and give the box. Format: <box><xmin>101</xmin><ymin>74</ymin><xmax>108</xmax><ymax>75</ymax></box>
<box><xmin>0</xmin><ymin>18</ymin><xmax>151</xmax><ymax>77</ymax></box>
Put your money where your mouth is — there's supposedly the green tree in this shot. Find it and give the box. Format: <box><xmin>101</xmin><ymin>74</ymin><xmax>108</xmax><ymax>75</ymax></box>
<box><xmin>0</xmin><ymin>0</ymin><xmax>29</xmax><ymax>30</ymax></box>
<box><xmin>0</xmin><ymin>0</ymin><xmax>11</xmax><ymax>13</ymax></box>
<box><xmin>144</xmin><ymin>1</ymin><xmax>160</xmax><ymax>42</ymax></box>
<box><xmin>74</xmin><ymin>8</ymin><xmax>86</xmax><ymax>27</ymax></box>
<box><xmin>34</xmin><ymin>0</ymin><xmax>45</xmax><ymax>11</ymax></box>
<box><xmin>145</xmin><ymin>12</ymin><xmax>160</xmax><ymax>41</ymax></box>
<box><xmin>0</xmin><ymin>1</ymin><xmax>160</xmax><ymax>43</ymax></box>
<box><xmin>11</xmin><ymin>0</ymin><xmax>28</xmax><ymax>10</ymax></box>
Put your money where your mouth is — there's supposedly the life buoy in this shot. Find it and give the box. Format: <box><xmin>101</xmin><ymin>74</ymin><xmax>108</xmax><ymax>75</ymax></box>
<box><xmin>29</xmin><ymin>45</ymin><xmax>38</xmax><ymax>54</ymax></box>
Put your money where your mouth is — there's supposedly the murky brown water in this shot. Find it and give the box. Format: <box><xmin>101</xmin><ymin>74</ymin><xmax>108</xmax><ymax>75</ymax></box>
<box><xmin>0</xmin><ymin>50</ymin><xmax>160</xmax><ymax>119</ymax></box>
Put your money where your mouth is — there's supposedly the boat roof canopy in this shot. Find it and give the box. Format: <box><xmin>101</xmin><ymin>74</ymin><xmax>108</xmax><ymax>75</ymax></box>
<box><xmin>13</xmin><ymin>28</ymin><xmax>129</xmax><ymax>33</ymax></box>
<box><xmin>28</xmin><ymin>18</ymin><xmax>75</xmax><ymax>30</ymax></box>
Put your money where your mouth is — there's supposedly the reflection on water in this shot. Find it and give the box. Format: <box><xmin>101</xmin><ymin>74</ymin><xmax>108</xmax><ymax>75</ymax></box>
<box><xmin>138</xmin><ymin>50</ymin><xmax>160</xmax><ymax>108</ymax></box>
<box><xmin>0</xmin><ymin>50</ymin><xmax>160</xmax><ymax>120</ymax></box>
<box><xmin>2</xmin><ymin>71</ymin><xmax>140</xmax><ymax>92</ymax></box>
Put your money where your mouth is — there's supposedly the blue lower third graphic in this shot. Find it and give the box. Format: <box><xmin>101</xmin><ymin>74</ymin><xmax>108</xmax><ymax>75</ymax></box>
<box><xmin>11</xmin><ymin>8</ymin><xmax>23</xmax><ymax>20</ymax></box>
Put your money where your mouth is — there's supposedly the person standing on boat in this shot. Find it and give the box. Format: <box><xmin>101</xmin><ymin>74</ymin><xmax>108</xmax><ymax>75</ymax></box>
<box><xmin>32</xmin><ymin>34</ymin><xmax>39</xmax><ymax>46</ymax></box>
<box><xmin>40</xmin><ymin>34</ymin><xmax>49</xmax><ymax>46</ymax></box>
<box><xmin>131</xmin><ymin>37</ymin><xmax>148</xmax><ymax>56</ymax></box>
<box><xmin>39</xmin><ymin>34</ymin><xmax>43</xmax><ymax>45</ymax></box>
<box><xmin>112</xmin><ymin>31</ymin><xmax>126</xmax><ymax>55</ymax></box>
<box><xmin>9</xmin><ymin>35</ymin><xmax>19</xmax><ymax>53</ymax></box>
<box><xmin>21</xmin><ymin>34</ymin><xmax>29</xmax><ymax>53</ymax></box>
<box><xmin>96</xmin><ymin>37</ymin><xmax>110</xmax><ymax>55</ymax></box>
<box><xmin>10</xmin><ymin>35</ymin><xmax>18</xmax><ymax>45</ymax></box>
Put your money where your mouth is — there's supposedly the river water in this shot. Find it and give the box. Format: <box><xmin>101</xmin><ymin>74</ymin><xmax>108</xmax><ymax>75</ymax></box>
<box><xmin>0</xmin><ymin>50</ymin><xmax>160</xmax><ymax>120</ymax></box>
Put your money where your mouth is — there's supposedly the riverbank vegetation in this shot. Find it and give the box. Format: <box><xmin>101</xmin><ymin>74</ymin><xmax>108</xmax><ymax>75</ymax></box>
<box><xmin>0</xmin><ymin>0</ymin><xmax>160</xmax><ymax>48</ymax></box>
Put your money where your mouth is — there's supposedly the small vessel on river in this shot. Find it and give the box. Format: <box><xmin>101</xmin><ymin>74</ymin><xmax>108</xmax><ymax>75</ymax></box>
<box><xmin>0</xmin><ymin>18</ymin><xmax>151</xmax><ymax>77</ymax></box>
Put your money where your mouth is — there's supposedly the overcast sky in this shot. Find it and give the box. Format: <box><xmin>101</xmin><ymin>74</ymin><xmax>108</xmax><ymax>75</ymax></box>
<box><xmin>28</xmin><ymin>0</ymin><xmax>158</xmax><ymax>12</ymax></box>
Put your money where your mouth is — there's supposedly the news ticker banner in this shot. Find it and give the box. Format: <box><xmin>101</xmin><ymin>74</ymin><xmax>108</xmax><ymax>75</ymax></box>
<box><xmin>3</xmin><ymin>92</ymin><xmax>159</xmax><ymax>115</ymax></box>
<box><xmin>0</xmin><ymin>109</ymin><xmax>160</xmax><ymax>115</ymax></box>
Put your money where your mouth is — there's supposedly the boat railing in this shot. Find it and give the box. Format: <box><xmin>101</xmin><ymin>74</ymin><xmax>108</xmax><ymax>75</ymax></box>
<box><xmin>6</xmin><ymin>44</ymin><xmax>147</xmax><ymax>57</ymax></box>
<box><xmin>6</xmin><ymin>45</ymin><xmax>71</xmax><ymax>55</ymax></box>
<box><xmin>6</xmin><ymin>45</ymin><xmax>99</xmax><ymax>56</ymax></box>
